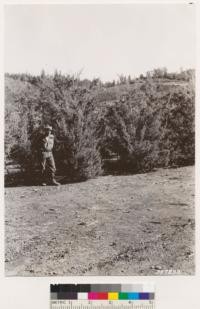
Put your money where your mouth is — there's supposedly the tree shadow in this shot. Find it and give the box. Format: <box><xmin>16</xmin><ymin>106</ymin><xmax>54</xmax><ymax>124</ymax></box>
<box><xmin>4</xmin><ymin>172</ymin><xmax>86</xmax><ymax>188</ymax></box>
<box><xmin>5</xmin><ymin>159</ymin><xmax>161</xmax><ymax>188</ymax></box>
<box><xmin>102</xmin><ymin>159</ymin><xmax>154</xmax><ymax>176</ymax></box>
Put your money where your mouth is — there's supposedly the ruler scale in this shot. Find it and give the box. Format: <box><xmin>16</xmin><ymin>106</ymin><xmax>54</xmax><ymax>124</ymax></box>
<box><xmin>50</xmin><ymin>284</ymin><xmax>155</xmax><ymax>309</ymax></box>
<box><xmin>51</xmin><ymin>301</ymin><xmax>154</xmax><ymax>309</ymax></box>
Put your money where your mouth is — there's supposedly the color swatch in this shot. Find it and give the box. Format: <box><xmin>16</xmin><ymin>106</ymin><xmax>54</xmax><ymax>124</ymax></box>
<box><xmin>50</xmin><ymin>284</ymin><xmax>155</xmax><ymax>300</ymax></box>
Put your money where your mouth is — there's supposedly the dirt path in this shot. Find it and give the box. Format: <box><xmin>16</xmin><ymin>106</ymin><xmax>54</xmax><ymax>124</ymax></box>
<box><xmin>5</xmin><ymin>166</ymin><xmax>194</xmax><ymax>276</ymax></box>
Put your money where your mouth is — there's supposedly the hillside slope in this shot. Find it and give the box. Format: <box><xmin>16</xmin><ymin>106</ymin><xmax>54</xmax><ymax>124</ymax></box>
<box><xmin>5</xmin><ymin>166</ymin><xmax>194</xmax><ymax>276</ymax></box>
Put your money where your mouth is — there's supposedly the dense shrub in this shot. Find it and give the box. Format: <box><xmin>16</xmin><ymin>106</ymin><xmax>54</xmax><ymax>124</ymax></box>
<box><xmin>5</xmin><ymin>70</ymin><xmax>195</xmax><ymax>181</ymax></box>
<box><xmin>53</xmin><ymin>86</ymin><xmax>103</xmax><ymax>180</ymax></box>
<box><xmin>158</xmin><ymin>84</ymin><xmax>195</xmax><ymax>166</ymax></box>
<box><xmin>97</xmin><ymin>80</ymin><xmax>162</xmax><ymax>173</ymax></box>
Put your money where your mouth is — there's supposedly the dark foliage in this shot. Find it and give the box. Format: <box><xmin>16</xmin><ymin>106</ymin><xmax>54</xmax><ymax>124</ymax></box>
<box><xmin>5</xmin><ymin>69</ymin><xmax>195</xmax><ymax>181</ymax></box>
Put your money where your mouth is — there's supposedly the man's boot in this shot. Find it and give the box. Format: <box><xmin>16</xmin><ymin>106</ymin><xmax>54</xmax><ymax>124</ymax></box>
<box><xmin>50</xmin><ymin>178</ymin><xmax>60</xmax><ymax>186</ymax></box>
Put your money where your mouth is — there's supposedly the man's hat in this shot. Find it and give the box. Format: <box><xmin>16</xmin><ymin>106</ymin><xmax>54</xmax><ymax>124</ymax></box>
<box><xmin>44</xmin><ymin>125</ymin><xmax>52</xmax><ymax>130</ymax></box>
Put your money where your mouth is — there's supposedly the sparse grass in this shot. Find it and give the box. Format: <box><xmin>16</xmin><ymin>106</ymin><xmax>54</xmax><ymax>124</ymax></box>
<box><xmin>5</xmin><ymin>166</ymin><xmax>194</xmax><ymax>276</ymax></box>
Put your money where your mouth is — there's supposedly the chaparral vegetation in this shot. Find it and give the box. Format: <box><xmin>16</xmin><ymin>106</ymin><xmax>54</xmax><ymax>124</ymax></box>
<box><xmin>5</xmin><ymin>68</ymin><xmax>195</xmax><ymax>183</ymax></box>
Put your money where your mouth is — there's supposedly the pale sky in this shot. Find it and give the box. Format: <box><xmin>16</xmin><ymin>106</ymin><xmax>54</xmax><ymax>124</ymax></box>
<box><xmin>4</xmin><ymin>3</ymin><xmax>195</xmax><ymax>81</ymax></box>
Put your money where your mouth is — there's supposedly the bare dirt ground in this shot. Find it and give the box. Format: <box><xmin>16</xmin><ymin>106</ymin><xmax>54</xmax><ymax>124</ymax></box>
<box><xmin>5</xmin><ymin>166</ymin><xmax>194</xmax><ymax>276</ymax></box>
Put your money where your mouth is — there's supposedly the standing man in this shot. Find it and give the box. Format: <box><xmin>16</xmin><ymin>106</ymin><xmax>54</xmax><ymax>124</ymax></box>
<box><xmin>37</xmin><ymin>125</ymin><xmax>60</xmax><ymax>186</ymax></box>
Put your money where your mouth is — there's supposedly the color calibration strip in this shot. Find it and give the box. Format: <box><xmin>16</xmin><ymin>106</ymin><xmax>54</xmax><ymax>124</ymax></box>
<box><xmin>51</xmin><ymin>291</ymin><xmax>154</xmax><ymax>300</ymax></box>
<box><xmin>50</xmin><ymin>284</ymin><xmax>155</xmax><ymax>307</ymax></box>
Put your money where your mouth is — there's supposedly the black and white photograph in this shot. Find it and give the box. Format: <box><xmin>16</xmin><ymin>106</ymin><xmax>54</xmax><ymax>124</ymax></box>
<box><xmin>4</xmin><ymin>3</ymin><xmax>195</xmax><ymax>276</ymax></box>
